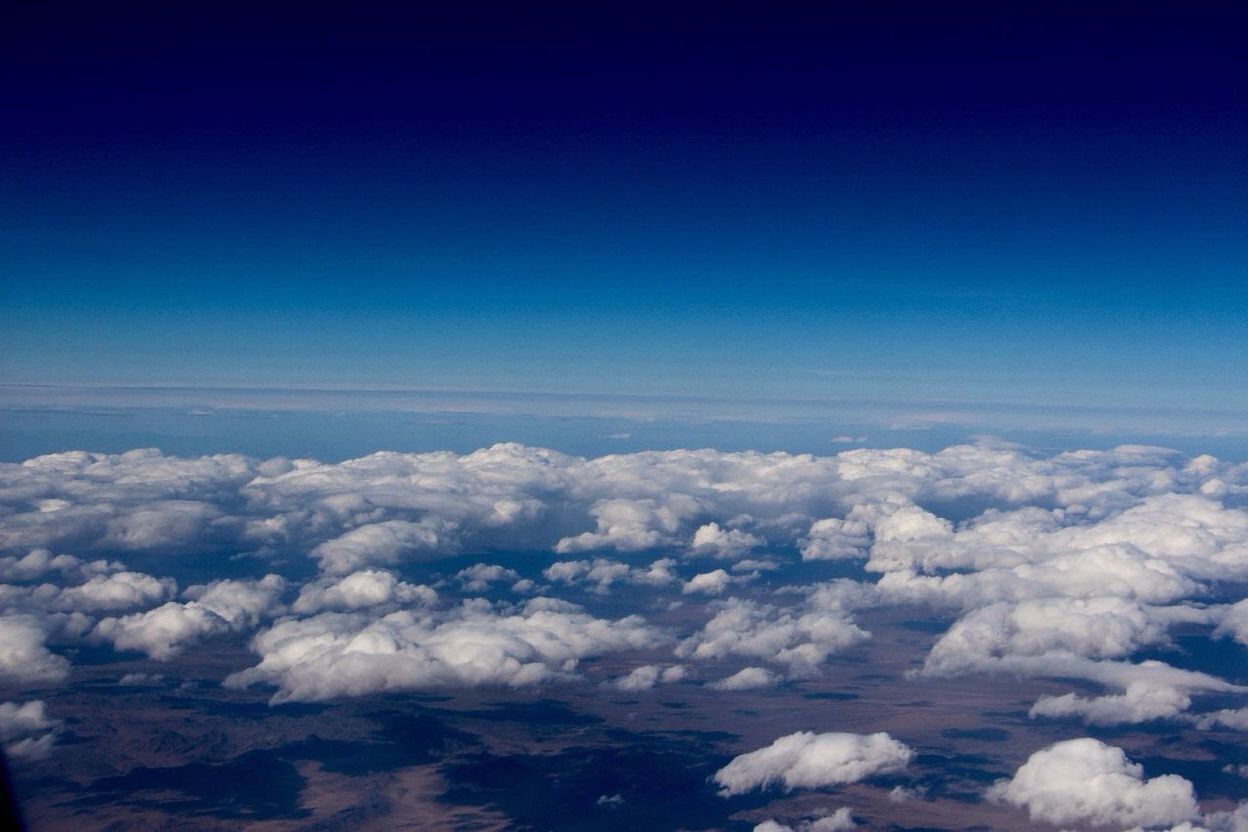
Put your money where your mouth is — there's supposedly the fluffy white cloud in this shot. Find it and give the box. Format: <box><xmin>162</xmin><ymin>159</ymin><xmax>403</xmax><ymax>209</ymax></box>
<box><xmin>543</xmin><ymin>557</ymin><xmax>679</xmax><ymax>594</ymax></box>
<box><xmin>683</xmin><ymin>569</ymin><xmax>738</xmax><ymax>596</ymax></box>
<box><xmin>225</xmin><ymin>598</ymin><xmax>666</xmax><ymax>702</ymax></box>
<box><xmin>677</xmin><ymin>587</ymin><xmax>870</xmax><ymax>677</ymax></box>
<box><xmin>753</xmin><ymin>808</ymin><xmax>856</xmax><ymax>832</ymax></box>
<box><xmin>0</xmin><ymin>549</ymin><xmax>120</xmax><ymax>582</ymax></box>
<box><xmin>544</xmin><ymin>558</ymin><xmax>629</xmax><ymax>592</ymax></box>
<box><xmin>714</xmin><ymin>731</ymin><xmax>912</xmax><ymax>796</ymax></box>
<box><xmin>93</xmin><ymin>575</ymin><xmax>286</xmax><ymax>659</ymax></box>
<box><xmin>708</xmin><ymin>666</ymin><xmax>779</xmax><ymax>691</ymax></box>
<box><xmin>609</xmin><ymin>664</ymin><xmax>687</xmax><ymax>691</ymax></box>
<box><xmin>556</xmin><ymin>496</ymin><xmax>701</xmax><ymax>554</ymax></box>
<box><xmin>922</xmin><ymin>598</ymin><xmax>1173</xmax><ymax>675</ymax></box>
<box><xmin>987</xmin><ymin>738</ymin><xmax>1198</xmax><ymax>829</ymax></box>
<box><xmin>311</xmin><ymin>520</ymin><xmax>445</xmax><ymax>574</ymax></box>
<box><xmin>102</xmin><ymin>500</ymin><xmax>229</xmax><ymax>552</ymax></box>
<box><xmin>800</xmin><ymin>507</ymin><xmax>874</xmax><ymax>561</ymax></box>
<box><xmin>0</xmin><ymin>449</ymin><xmax>255</xmax><ymax>554</ymax></box>
<box><xmin>0</xmin><ymin>700</ymin><xmax>61</xmax><ymax>760</ymax></box>
<box><xmin>914</xmin><ymin>596</ymin><xmax>1236</xmax><ymax>722</ymax></box>
<box><xmin>53</xmin><ymin>571</ymin><xmax>176</xmax><ymax>612</ymax></box>
<box><xmin>93</xmin><ymin>602</ymin><xmax>231</xmax><ymax>660</ymax></box>
<box><xmin>732</xmin><ymin>558</ymin><xmax>780</xmax><ymax>572</ymax></box>
<box><xmin>691</xmin><ymin>522</ymin><xmax>763</xmax><ymax>558</ymax></box>
<box><xmin>1214</xmin><ymin>598</ymin><xmax>1248</xmax><ymax>646</ymax></box>
<box><xmin>183</xmin><ymin>574</ymin><xmax>287</xmax><ymax>625</ymax></box>
<box><xmin>0</xmin><ymin>615</ymin><xmax>69</xmax><ymax>685</ymax></box>
<box><xmin>292</xmin><ymin>569</ymin><xmax>436</xmax><ymax>613</ymax></box>
<box><xmin>869</xmin><ymin>494</ymin><xmax>1248</xmax><ymax>606</ymax></box>
<box><xmin>455</xmin><ymin>563</ymin><xmax>522</xmax><ymax>592</ymax></box>
<box><xmin>1194</xmin><ymin>707</ymin><xmax>1248</xmax><ymax>731</ymax></box>
<box><xmin>889</xmin><ymin>785</ymin><xmax>925</xmax><ymax>802</ymax></box>
<box><xmin>240</xmin><ymin>445</ymin><xmax>559</xmax><ymax>560</ymax></box>
<box><xmin>1031</xmin><ymin>682</ymin><xmax>1192</xmax><ymax>726</ymax></box>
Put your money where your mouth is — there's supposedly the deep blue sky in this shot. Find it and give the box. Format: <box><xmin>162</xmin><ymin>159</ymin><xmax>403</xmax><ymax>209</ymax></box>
<box><xmin>3</xmin><ymin>2</ymin><xmax>1247</xmax><ymax>421</ymax></box>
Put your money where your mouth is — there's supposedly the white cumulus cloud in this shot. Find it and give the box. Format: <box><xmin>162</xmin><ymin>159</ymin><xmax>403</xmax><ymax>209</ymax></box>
<box><xmin>709</xmin><ymin>666</ymin><xmax>780</xmax><ymax>691</ymax></box>
<box><xmin>987</xmin><ymin>738</ymin><xmax>1198</xmax><ymax>829</ymax></box>
<box><xmin>0</xmin><ymin>699</ymin><xmax>61</xmax><ymax>760</ymax></box>
<box><xmin>225</xmin><ymin>598</ymin><xmax>666</xmax><ymax>702</ymax></box>
<box><xmin>292</xmin><ymin>569</ymin><xmax>435</xmax><ymax>613</ymax></box>
<box><xmin>714</xmin><ymin>731</ymin><xmax>913</xmax><ymax>796</ymax></box>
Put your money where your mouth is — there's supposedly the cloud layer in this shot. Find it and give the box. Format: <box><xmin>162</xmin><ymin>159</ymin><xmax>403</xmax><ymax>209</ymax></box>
<box><xmin>1</xmin><ymin>441</ymin><xmax>1248</xmax><ymax>734</ymax></box>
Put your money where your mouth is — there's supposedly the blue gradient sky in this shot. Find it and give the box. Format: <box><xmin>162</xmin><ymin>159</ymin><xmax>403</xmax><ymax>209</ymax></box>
<box><xmin>3</xmin><ymin>2</ymin><xmax>1247</xmax><ymax>422</ymax></box>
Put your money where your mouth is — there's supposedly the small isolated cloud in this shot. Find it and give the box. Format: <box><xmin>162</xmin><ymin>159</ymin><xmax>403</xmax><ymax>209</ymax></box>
<box><xmin>889</xmin><ymin>785</ymin><xmax>926</xmax><ymax>802</ymax></box>
<box><xmin>119</xmin><ymin>672</ymin><xmax>164</xmax><ymax>686</ymax></box>
<box><xmin>690</xmin><ymin>522</ymin><xmax>763</xmax><ymax>558</ymax></box>
<box><xmin>544</xmin><ymin>558</ymin><xmax>629</xmax><ymax>592</ymax></box>
<box><xmin>610</xmin><ymin>664</ymin><xmax>686</xmax><ymax>691</ymax></box>
<box><xmin>709</xmin><ymin>666</ymin><xmax>778</xmax><ymax>691</ymax></box>
<box><xmin>987</xmin><ymin>738</ymin><xmax>1198</xmax><ymax>829</ymax></box>
<box><xmin>455</xmin><ymin>563</ymin><xmax>521</xmax><ymax>592</ymax></box>
<box><xmin>732</xmin><ymin>558</ymin><xmax>780</xmax><ymax>572</ymax></box>
<box><xmin>543</xmin><ymin>557</ymin><xmax>679</xmax><ymax>595</ymax></box>
<box><xmin>0</xmin><ymin>700</ymin><xmax>61</xmax><ymax>760</ymax></box>
<box><xmin>714</xmin><ymin>731</ymin><xmax>913</xmax><ymax>796</ymax></box>
<box><xmin>754</xmin><ymin>807</ymin><xmax>856</xmax><ymax>831</ymax></box>
<box><xmin>683</xmin><ymin>569</ymin><xmax>741</xmax><ymax>596</ymax></box>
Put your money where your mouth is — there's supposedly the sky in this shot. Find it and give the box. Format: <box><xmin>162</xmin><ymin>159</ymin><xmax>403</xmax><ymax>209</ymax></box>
<box><xmin>2</xmin><ymin>2</ymin><xmax>1247</xmax><ymax>436</ymax></box>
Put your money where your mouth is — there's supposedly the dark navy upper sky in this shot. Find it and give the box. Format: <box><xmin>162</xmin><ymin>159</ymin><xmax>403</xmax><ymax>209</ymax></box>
<box><xmin>3</xmin><ymin>2</ymin><xmax>1247</xmax><ymax>422</ymax></box>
